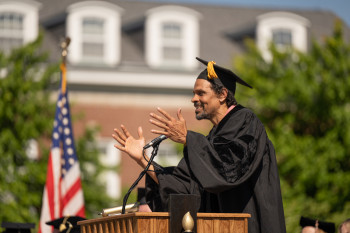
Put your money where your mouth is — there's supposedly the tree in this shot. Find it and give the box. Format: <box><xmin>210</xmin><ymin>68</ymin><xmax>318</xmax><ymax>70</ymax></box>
<box><xmin>0</xmin><ymin>35</ymin><xmax>57</xmax><ymax>223</ymax></box>
<box><xmin>0</xmin><ymin>35</ymin><xmax>116</xmax><ymax>225</ymax></box>
<box><xmin>234</xmin><ymin>20</ymin><xmax>350</xmax><ymax>232</ymax></box>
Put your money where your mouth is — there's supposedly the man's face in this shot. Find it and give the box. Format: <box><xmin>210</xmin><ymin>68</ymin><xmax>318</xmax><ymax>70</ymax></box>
<box><xmin>191</xmin><ymin>79</ymin><xmax>221</xmax><ymax>121</ymax></box>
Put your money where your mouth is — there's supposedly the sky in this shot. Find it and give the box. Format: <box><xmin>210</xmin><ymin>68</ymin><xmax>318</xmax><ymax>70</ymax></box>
<box><xmin>142</xmin><ymin>0</ymin><xmax>350</xmax><ymax>27</ymax></box>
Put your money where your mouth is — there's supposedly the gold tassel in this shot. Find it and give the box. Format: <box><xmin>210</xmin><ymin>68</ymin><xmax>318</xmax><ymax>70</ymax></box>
<box><xmin>207</xmin><ymin>61</ymin><xmax>218</xmax><ymax>79</ymax></box>
<box><xmin>59</xmin><ymin>216</ymin><xmax>70</xmax><ymax>232</ymax></box>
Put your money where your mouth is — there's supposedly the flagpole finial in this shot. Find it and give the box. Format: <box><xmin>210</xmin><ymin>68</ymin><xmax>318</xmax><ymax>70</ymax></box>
<box><xmin>60</xmin><ymin>37</ymin><xmax>70</xmax><ymax>94</ymax></box>
<box><xmin>61</xmin><ymin>37</ymin><xmax>71</xmax><ymax>64</ymax></box>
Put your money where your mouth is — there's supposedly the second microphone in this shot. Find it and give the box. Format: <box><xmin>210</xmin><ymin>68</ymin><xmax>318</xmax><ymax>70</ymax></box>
<box><xmin>143</xmin><ymin>135</ymin><xmax>167</xmax><ymax>149</ymax></box>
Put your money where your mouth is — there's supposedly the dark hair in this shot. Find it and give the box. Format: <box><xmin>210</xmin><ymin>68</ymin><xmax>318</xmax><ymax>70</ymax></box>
<box><xmin>209</xmin><ymin>81</ymin><xmax>237</xmax><ymax>107</ymax></box>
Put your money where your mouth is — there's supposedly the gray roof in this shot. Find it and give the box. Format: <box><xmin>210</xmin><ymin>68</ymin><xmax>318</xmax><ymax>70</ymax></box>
<box><xmin>36</xmin><ymin>0</ymin><xmax>350</xmax><ymax>67</ymax></box>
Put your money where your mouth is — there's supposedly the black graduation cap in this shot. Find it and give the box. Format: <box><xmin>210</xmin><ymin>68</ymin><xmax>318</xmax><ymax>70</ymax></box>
<box><xmin>196</xmin><ymin>57</ymin><xmax>252</xmax><ymax>95</ymax></box>
<box><xmin>46</xmin><ymin>216</ymin><xmax>86</xmax><ymax>233</ymax></box>
<box><xmin>1</xmin><ymin>222</ymin><xmax>35</xmax><ymax>233</ymax></box>
<box><xmin>300</xmin><ymin>216</ymin><xmax>336</xmax><ymax>233</ymax></box>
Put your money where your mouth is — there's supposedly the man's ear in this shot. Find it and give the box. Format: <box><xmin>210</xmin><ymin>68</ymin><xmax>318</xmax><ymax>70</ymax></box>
<box><xmin>219</xmin><ymin>88</ymin><xmax>228</xmax><ymax>103</ymax></box>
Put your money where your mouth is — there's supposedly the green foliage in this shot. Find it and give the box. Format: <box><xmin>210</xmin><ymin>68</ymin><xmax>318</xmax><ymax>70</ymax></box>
<box><xmin>0</xmin><ymin>35</ymin><xmax>58</xmax><ymax>223</ymax></box>
<box><xmin>0</xmin><ymin>35</ymin><xmax>117</xmax><ymax>226</ymax></box>
<box><xmin>235</xmin><ymin>21</ymin><xmax>350</xmax><ymax>232</ymax></box>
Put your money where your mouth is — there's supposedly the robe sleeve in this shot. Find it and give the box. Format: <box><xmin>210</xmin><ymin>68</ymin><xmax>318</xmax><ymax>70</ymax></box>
<box><xmin>145</xmin><ymin>159</ymin><xmax>202</xmax><ymax>211</ymax></box>
<box><xmin>185</xmin><ymin>111</ymin><xmax>268</xmax><ymax>193</ymax></box>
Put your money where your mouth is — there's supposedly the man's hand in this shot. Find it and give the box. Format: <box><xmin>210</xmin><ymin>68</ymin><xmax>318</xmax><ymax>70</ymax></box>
<box><xmin>149</xmin><ymin>107</ymin><xmax>187</xmax><ymax>144</ymax></box>
<box><xmin>112</xmin><ymin>125</ymin><xmax>146</xmax><ymax>165</ymax></box>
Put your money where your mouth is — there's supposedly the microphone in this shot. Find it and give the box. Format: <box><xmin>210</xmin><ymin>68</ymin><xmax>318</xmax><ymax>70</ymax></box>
<box><xmin>143</xmin><ymin>135</ymin><xmax>167</xmax><ymax>149</ymax></box>
<box><xmin>99</xmin><ymin>203</ymin><xmax>139</xmax><ymax>216</ymax></box>
<box><xmin>121</xmin><ymin>136</ymin><xmax>165</xmax><ymax>214</ymax></box>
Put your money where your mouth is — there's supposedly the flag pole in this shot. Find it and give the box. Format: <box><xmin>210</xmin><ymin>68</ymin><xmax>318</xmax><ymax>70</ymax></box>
<box><xmin>39</xmin><ymin>37</ymin><xmax>85</xmax><ymax>233</ymax></box>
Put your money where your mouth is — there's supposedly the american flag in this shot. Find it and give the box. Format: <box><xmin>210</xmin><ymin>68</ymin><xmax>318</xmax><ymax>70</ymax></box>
<box><xmin>39</xmin><ymin>63</ymin><xmax>85</xmax><ymax>233</ymax></box>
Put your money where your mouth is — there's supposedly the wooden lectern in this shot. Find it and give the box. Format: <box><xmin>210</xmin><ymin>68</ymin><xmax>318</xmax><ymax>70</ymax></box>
<box><xmin>78</xmin><ymin>212</ymin><xmax>250</xmax><ymax>233</ymax></box>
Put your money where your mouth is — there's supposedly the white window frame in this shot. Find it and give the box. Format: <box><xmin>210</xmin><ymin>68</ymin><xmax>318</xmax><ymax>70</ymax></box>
<box><xmin>97</xmin><ymin>138</ymin><xmax>121</xmax><ymax>199</ymax></box>
<box><xmin>98</xmin><ymin>139</ymin><xmax>121</xmax><ymax>167</ymax></box>
<box><xmin>145</xmin><ymin>5</ymin><xmax>201</xmax><ymax>70</ymax></box>
<box><xmin>0</xmin><ymin>0</ymin><xmax>41</xmax><ymax>47</ymax></box>
<box><xmin>100</xmin><ymin>170</ymin><xmax>121</xmax><ymax>199</ymax></box>
<box><xmin>272</xmin><ymin>28</ymin><xmax>293</xmax><ymax>49</ymax></box>
<box><xmin>66</xmin><ymin>1</ymin><xmax>123</xmax><ymax>66</ymax></box>
<box><xmin>256</xmin><ymin>12</ymin><xmax>310</xmax><ymax>61</ymax></box>
<box><xmin>26</xmin><ymin>139</ymin><xmax>39</xmax><ymax>160</ymax></box>
<box><xmin>161</xmin><ymin>21</ymin><xmax>183</xmax><ymax>62</ymax></box>
<box><xmin>81</xmin><ymin>17</ymin><xmax>105</xmax><ymax>62</ymax></box>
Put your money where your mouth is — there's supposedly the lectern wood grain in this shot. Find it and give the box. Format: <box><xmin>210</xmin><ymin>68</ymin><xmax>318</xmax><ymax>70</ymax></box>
<box><xmin>78</xmin><ymin>212</ymin><xmax>250</xmax><ymax>233</ymax></box>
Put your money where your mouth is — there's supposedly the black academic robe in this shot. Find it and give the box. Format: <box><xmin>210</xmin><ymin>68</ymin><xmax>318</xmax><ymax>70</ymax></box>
<box><xmin>145</xmin><ymin>105</ymin><xmax>286</xmax><ymax>233</ymax></box>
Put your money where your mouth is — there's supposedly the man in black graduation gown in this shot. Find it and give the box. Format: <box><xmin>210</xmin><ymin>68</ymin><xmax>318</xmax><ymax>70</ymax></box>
<box><xmin>113</xmin><ymin>57</ymin><xmax>286</xmax><ymax>233</ymax></box>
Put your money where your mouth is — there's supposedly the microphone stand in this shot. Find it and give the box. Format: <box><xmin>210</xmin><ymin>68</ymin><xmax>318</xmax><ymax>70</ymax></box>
<box><xmin>121</xmin><ymin>144</ymin><xmax>160</xmax><ymax>214</ymax></box>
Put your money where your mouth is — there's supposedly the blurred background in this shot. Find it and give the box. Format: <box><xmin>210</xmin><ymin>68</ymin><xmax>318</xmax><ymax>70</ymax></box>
<box><xmin>0</xmin><ymin>0</ymin><xmax>349</xmax><ymax>232</ymax></box>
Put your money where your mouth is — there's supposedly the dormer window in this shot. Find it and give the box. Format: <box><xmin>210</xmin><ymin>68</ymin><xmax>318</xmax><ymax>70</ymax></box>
<box><xmin>67</xmin><ymin>1</ymin><xmax>123</xmax><ymax>66</ymax></box>
<box><xmin>145</xmin><ymin>6</ymin><xmax>201</xmax><ymax>70</ymax></box>
<box><xmin>0</xmin><ymin>12</ymin><xmax>24</xmax><ymax>52</ymax></box>
<box><xmin>256</xmin><ymin>12</ymin><xmax>310</xmax><ymax>61</ymax></box>
<box><xmin>162</xmin><ymin>22</ymin><xmax>182</xmax><ymax>62</ymax></box>
<box><xmin>0</xmin><ymin>0</ymin><xmax>41</xmax><ymax>53</ymax></box>
<box><xmin>81</xmin><ymin>17</ymin><xmax>105</xmax><ymax>62</ymax></box>
<box><xmin>272</xmin><ymin>28</ymin><xmax>292</xmax><ymax>48</ymax></box>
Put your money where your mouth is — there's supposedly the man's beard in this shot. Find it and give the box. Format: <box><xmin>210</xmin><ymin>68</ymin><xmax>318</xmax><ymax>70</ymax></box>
<box><xmin>194</xmin><ymin>103</ymin><xmax>211</xmax><ymax>120</ymax></box>
<box><xmin>196</xmin><ymin>112</ymin><xmax>210</xmax><ymax>120</ymax></box>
